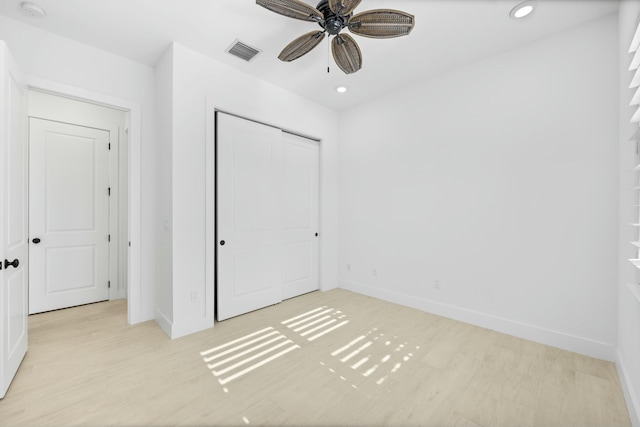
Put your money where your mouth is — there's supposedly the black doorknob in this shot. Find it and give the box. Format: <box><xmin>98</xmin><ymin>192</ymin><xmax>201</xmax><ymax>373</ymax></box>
<box><xmin>4</xmin><ymin>259</ymin><xmax>19</xmax><ymax>269</ymax></box>
<box><xmin>220</xmin><ymin>240</ymin><xmax>225</xmax><ymax>246</ymax></box>
<box><xmin>32</xmin><ymin>238</ymin><xmax>41</xmax><ymax>244</ymax></box>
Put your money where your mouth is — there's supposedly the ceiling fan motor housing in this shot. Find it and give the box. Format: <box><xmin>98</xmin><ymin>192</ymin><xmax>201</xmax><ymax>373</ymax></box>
<box><xmin>317</xmin><ymin>0</ymin><xmax>349</xmax><ymax>35</ymax></box>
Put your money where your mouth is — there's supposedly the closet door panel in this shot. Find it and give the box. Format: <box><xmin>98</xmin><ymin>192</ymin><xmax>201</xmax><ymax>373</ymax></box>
<box><xmin>281</xmin><ymin>133</ymin><xmax>319</xmax><ymax>300</ymax></box>
<box><xmin>217</xmin><ymin>113</ymin><xmax>283</xmax><ymax>320</ymax></box>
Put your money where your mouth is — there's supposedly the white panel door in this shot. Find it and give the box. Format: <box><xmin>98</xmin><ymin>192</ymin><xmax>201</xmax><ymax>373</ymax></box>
<box><xmin>217</xmin><ymin>113</ymin><xmax>283</xmax><ymax>321</ymax></box>
<box><xmin>29</xmin><ymin>118</ymin><xmax>110</xmax><ymax>314</ymax></box>
<box><xmin>0</xmin><ymin>43</ymin><xmax>28</xmax><ymax>399</ymax></box>
<box><xmin>281</xmin><ymin>132</ymin><xmax>319</xmax><ymax>300</ymax></box>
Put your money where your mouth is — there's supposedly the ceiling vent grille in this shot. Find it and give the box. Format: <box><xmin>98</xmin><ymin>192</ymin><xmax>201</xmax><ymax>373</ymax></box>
<box><xmin>226</xmin><ymin>40</ymin><xmax>262</xmax><ymax>62</ymax></box>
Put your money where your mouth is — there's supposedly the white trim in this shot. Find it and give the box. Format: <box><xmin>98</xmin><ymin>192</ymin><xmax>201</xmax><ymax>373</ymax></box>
<box><xmin>617</xmin><ymin>349</ymin><xmax>640</xmax><ymax>427</ymax></box>
<box><xmin>154</xmin><ymin>308</ymin><xmax>172</xmax><ymax>338</ymax></box>
<box><xmin>340</xmin><ymin>279</ymin><xmax>616</xmax><ymax>361</ymax></box>
<box><xmin>23</xmin><ymin>75</ymin><xmax>143</xmax><ymax>324</ymax></box>
<box><xmin>155</xmin><ymin>309</ymin><xmax>213</xmax><ymax>340</ymax></box>
<box><xmin>170</xmin><ymin>319</ymin><xmax>211</xmax><ymax>340</ymax></box>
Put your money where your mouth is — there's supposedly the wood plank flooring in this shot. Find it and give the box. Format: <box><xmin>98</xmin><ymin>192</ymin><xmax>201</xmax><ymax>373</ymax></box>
<box><xmin>0</xmin><ymin>289</ymin><xmax>631</xmax><ymax>426</ymax></box>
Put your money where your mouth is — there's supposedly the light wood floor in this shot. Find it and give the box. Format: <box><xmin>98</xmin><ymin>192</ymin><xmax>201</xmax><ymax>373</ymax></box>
<box><xmin>0</xmin><ymin>289</ymin><xmax>631</xmax><ymax>426</ymax></box>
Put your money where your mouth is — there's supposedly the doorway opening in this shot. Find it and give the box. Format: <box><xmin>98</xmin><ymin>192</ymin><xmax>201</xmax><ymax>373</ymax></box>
<box><xmin>22</xmin><ymin>80</ymin><xmax>143</xmax><ymax>324</ymax></box>
<box><xmin>27</xmin><ymin>90</ymin><xmax>128</xmax><ymax>315</ymax></box>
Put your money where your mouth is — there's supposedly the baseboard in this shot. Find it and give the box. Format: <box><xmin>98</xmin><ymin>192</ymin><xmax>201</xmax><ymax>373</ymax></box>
<box><xmin>339</xmin><ymin>280</ymin><xmax>615</xmax><ymax>361</ymax></box>
<box><xmin>170</xmin><ymin>316</ymin><xmax>214</xmax><ymax>339</ymax></box>
<box><xmin>154</xmin><ymin>308</ymin><xmax>173</xmax><ymax>339</ymax></box>
<box><xmin>155</xmin><ymin>307</ymin><xmax>215</xmax><ymax>339</ymax></box>
<box><xmin>109</xmin><ymin>290</ymin><xmax>126</xmax><ymax>300</ymax></box>
<box><xmin>617</xmin><ymin>349</ymin><xmax>640</xmax><ymax>427</ymax></box>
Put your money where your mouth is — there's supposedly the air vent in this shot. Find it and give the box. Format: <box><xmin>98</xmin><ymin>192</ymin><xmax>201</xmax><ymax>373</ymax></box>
<box><xmin>226</xmin><ymin>40</ymin><xmax>262</xmax><ymax>62</ymax></box>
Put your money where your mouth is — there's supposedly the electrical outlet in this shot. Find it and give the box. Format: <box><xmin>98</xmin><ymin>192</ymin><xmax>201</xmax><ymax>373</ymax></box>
<box><xmin>434</xmin><ymin>280</ymin><xmax>440</xmax><ymax>290</ymax></box>
<box><xmin>191</xmin><ymin>291</ymin><xmax>198</xmax><ymax>302</ymax></box>
<box><xmin>372</xmin><ymin>268</ymin><xmax>377</xmax><ymax>277</ymax></box>
<box><xmin>347</xmin><ymin>264</ymin><xmax>351</xmax><ymax>271</ymax></box>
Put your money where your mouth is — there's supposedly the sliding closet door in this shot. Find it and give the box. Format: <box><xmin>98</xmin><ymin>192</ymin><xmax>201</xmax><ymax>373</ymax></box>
<box><xmin>217</xmin><ymin>114</ymin><xmax>320</xmax><ymax>320</ymax></box>
<box><xmin>281</xmin><ymin>132</ymin><xmax>319</xmax><ymax>300</ymax></box>
<box><xmin>217</xmin><ymin>113</ymin><xmax>283</xmax><ymax>321</ymax></box>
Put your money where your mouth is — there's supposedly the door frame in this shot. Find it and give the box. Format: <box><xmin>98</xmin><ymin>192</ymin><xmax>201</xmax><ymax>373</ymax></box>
<box><xmin>206</xmin><ymin>105</ymin><xmax>322</xmax><ymax>321</ymax></box>
<box><xmin>24</xmin><ymin>75</ymin><xmax>143</xmax><ymax>324</ymax></box>
<box><xmin>27</xmin><ymin>91</ymin><xmax>125</xmax><ymax>304</ymax></box>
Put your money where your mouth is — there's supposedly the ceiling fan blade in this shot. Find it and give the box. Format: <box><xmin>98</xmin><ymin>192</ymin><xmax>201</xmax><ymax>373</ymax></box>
<box><xmin>328</xmin><ymin>0</ymin><xmax>362</xmax><ymax>16</ymax></box>
<box><xmin>331</xmin><ymin>34</ymin><xmax>362</xmax><ymax>74</ymax></box>
<box><xmin>348</xmin><ymin>9</ymin><xmax>415</xmax><ymax>38</ymax></box>
<box><xmin>279</xmin><ymin>31</ymin><xmax>325</xmax><ymax>62</ymax></box>
<box><xmin>256</xmin><ymin>0</ymin><xmax>323</xmax><ymax>22</ymax></box>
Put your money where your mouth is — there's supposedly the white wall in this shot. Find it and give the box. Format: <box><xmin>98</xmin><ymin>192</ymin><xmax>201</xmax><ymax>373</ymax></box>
<box><xmin>0</xmin><ymin>15</ymin><xmax>157</xmax><ymax>322</ymax></box>
<box><xmin>157</xmin><ymin>42</ymin><xmax>339</xmax><ymax>338</ymax></box>
<box><xmin>338</xmin><ymin>15</ymin><xmax>619</xmax><ymax>360</ymax></box>
<box><xmin>154</xmin><ymin>44</ymin><xmax>174</xmax><ymax>332</ymax></box>
<box><xmin>618</xmin><ymin>1</ymin><xmax>640</xmax><ymax>425</ymax></box>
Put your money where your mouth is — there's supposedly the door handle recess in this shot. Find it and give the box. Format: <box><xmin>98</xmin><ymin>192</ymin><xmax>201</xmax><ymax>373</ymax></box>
<box><xmin>4</xmin><ymin>259</ymin><xmax>19</xmax><ymax>269</ymax></box>
<box><xmin>32</xmin><ymin>238</ymin><xmax>41</xmax><ymax>244</ymax></box>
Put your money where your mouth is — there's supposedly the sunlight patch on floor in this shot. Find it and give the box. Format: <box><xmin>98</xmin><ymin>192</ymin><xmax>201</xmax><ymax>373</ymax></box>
<box><xmin>200</xmin><ymin>327</ymin><xmax>299</xmax><ymax>388</ymax></box>
<box><xmin>330</xmin><ymin>328</ymin><xmax>419</xmax><ymax>386</ymax></box>
<box><xmin>282</xmin><ymin>306</ymin><xmax>349</xmax><ymax>341</ymax></box>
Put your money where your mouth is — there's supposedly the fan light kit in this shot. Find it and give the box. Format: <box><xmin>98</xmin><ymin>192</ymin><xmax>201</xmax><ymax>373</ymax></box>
<box><xmin>510</xmin><ymin>1</ymin><xmax>535</xmax><ymax>19</ymax></box>
<box><xmin>257</xmin><ymin>0</ymin><xmax>415</xmax><ymax>75</ymax></box>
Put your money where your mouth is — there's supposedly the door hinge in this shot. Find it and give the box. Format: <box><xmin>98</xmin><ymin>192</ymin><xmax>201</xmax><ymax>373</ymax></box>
<box><xmin>108</xmin><ymin>143</ymin><xmax>111</xmax><ymax>150</ymax></box>
<box><xmin>108</xmin><ymin>187</ymin><xmax>111</xmax><ymax>196</ymax></box>
<box><xmin>108</xmin><ymin>234</ymin><xmax>111</xmax><ymax>242</ymax></box>
<box><xmin>108</xmin><ymin>281</ymin><xmax>111</xmax><ymax>289</ymax></box>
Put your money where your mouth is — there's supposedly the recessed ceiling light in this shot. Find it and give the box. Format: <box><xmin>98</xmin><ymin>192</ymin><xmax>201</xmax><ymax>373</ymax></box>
<box><xmin>336</xmin><ymin>86</ymin><xmax>348</xmax><ymax>93</ymax></box>
<box><xmin>510</xmin><ymin>1</ymin><xmax>535</xmax><ymax>19</ymax></box>
<box><xmin>21</xmin><ymin>1</ymin><xmax>45</xmax><ymax>18</ymax></box>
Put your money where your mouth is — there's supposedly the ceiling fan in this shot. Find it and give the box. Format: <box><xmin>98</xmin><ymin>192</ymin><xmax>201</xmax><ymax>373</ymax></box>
<box><xmin>256</xmin><ymin>0</ymin><xmax>415</xmax><ymax>74</ymax></box>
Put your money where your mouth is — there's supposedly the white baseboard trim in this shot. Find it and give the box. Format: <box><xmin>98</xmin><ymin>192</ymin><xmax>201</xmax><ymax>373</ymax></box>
<box><xmin>617</xmin><ymin>349</ymin><xmax>640</xmax><ymax>427</ymax></box>
<box><xmin>170</xmin><ymin>317</ymin><xmax>214</xmax><ymax>339</ymax></box>
<box><xmin>339</xmin><ymin>280</ymin><xmax>615</xmax><ymax>361</ymax></box>
<box><xmin>155</xmin><ymin>308</ymin><xmax>214</xmax><ymax>339</ymax></box>
<box><xmin>154</xmin><ymin>309</ymin><xmax>173</xmax><ymax>339</ymax></box>
<box><xmin>109</xmin><ymin>290</ymin><xmax>126</xmax><ymax>300</ymax></box>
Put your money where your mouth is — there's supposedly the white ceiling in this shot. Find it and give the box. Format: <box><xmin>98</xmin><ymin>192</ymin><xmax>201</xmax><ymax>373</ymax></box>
<box><xmin>0</xmin><ymin>0</ymin><xmax>619</xmax><ymax>111</ymax></box>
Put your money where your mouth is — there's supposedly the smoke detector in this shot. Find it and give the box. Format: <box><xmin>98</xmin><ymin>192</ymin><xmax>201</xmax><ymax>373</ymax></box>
<box><xmin>21</xmin><ymin>2</ymin><xmax>46</xmax><ymax>18</ymax></box>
